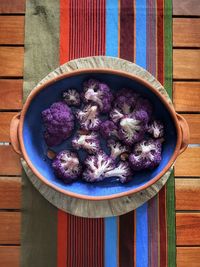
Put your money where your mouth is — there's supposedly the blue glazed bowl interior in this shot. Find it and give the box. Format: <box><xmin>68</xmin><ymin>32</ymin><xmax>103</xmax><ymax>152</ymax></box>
<box><xmin>23</xmin><ymin>72</ymin><xmax>177</xmax><ymax>197</ymax></box>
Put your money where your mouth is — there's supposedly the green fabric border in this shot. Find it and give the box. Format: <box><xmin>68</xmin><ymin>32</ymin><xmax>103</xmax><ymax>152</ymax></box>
<box><xmin>164</xmin><ymin>0</ymin><xmax>176</xmax><ymax>266</ymax></box>
<box><xmin>23</xmin><ymin>0</ymin><xmax>60</xmax><ymax>100</ymax></box>
<box><xmin>21</xmin><ymin>171</ymin><xmax>58</xmax><ymax>267</ymax></box>
<box><xmin>21</xmin><ymin>1</ymin><xmax>60</xmax><ymax>266</ymax></box>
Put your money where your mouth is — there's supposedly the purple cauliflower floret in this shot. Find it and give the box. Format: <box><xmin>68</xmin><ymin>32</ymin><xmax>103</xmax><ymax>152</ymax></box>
<box><xmin>42</xmin><ymin>102</ymin><xmax>74</xmax><ymax>146</ymax></box>
<box><xmin>83</xmin><ymin>151</ymin><xmax>115</xmax><ymax>182</ymax></box>
<box><xmin>118</xmin><ymin>112</ymin><xmax>147</xmax><ymax>145</ymax></box>
<box><xmin>147</xmin><ymin>120</ymin><xmax>164</xmax><ymax>138</ymax></box>
<box><xmin>110</xmin><ymin>108</ymin><xmax>124</xmax><ymax>123</ymax></box>
<box><xmin>76</xmin><ymin>104</ymin><xmax>101</xmax><ymax>131</ymax></box>
<box><xmin>107</xmin><ymin>140</ymin><xmax>129</xmax><ymax>159</ymax></box>
<box><xmin>62</xmin><ymin>89</ymin><xmax>80</xmax><ymax>106</ymax></box>
<box><xmin>129</xmin><ymin>139</ymin><xmax>162</xmax><ymax>171</ymax></box>
<box><xmin>100</xmin><ymin>120</ymin><xmax>119</xmax><ymax>139</ymax></box>
<box><xmin>110</xmin><ymin>89</ymin><xmax>139</xmax><ymax>123</ymax></box>
<box><xmin>104</xmin><ymin>161</ymin><xmax>133</xmax><ymax>183</ymax></box>
<box><xmin>72</xmin><ymin>132</ymin><xmax>101</xmax><ymax>154</ymax></box>
<box><xmin>110</xmin><ymin>105</ymin><xmax>150</xmax><ymax>125</ymax></box>
<box><xmin>52</xmin><ymin>150</ymin><xmax>81</xmax><ymax>183</ymax></box>
<box><xmin>114</xmin><ymin>88</ymin><xmax>139</xmax><ymax>115</ymax></box>
<box><xmin>135</xmin><ymin>97</ymin><xmax>153</xmax><ymax>117</ymax></box>
<box><xmin>83</xmin><ymin>79</ymin><xmax>113</xmax><ymax>113</ymax></box>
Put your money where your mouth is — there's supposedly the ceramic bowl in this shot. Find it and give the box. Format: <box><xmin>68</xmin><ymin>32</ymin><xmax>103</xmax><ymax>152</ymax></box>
<box><xmin>10</xmin><ymin>69</ymin><xmax>189</xmax><ymax>200</ymax></box>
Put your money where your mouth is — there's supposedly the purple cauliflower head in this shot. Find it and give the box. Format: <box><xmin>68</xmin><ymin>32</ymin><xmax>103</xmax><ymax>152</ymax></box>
<box><xmin>107</xmin><ymin>140</ymin><xmax>129</xmax><ymax>159</ymax></box>
<box><xmin>104</xmin><ymin>161</ymin><xmax>133</xmax><ymax>183</ymax></box>
<box><xmin>76</xmin><ymin>104</ymin><xmax>101</xmax><ymax>131</ymax></box>
<box><xmin>100</xmin><ymin>120</ymin><xmax>119</xmax><ymax>139</ymax></box>
<box><xmin>114</xmin><ymin>88</ymin><xmax>139</xmax><ymax>115</ymax></box>
<box><xmin>135</xmin><ymin>97</ymin><xmax>153</xmax><ymax>117</ymax></box>
<box><xmin>83</xmin><ymin>151</ymin><xmax>115</xmax><ymax>182</ymax></box>
<box><xmin>83</xmin><ymin>79</ymin><xmax>113</xmax><ymax>113</ymax></box>
<box><xmin>129</xmin><ymin>139</ymin><xmax>162</xmax><ymax>171</ymax></box>
<box><xmin>52</xmin><ymin>150</ymin><xmax>81</xmax><ymax>183</ymax></box>
<box><xmin>72</xmin><ymin>132</ymin><xmax>101</xmax><ymax>154</ymax></box>
<box><xmin>118</xmin><ymin>112</ymin><xmax>147</xmax><ymax>145</ymax></box>
<box><xmin>62</xmin><ymin>89</ymin><xmax>80</xmax><ymax>106</ymax></box>
<box><xmin>147</xmin><ymin>120</ymin><xmax>164</xmax><ymax>138</ymax></box>
<box><xmin>42</xmin><ymin>101</ymin><xmax>74</xmax><ymax>146</ymax></box>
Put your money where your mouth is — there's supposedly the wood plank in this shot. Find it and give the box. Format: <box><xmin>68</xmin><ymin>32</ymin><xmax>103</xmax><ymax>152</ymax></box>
<box><xmin>181</xmin><ymin>114</ymin><xmax>200</xmax><ymax>144</ymax></box>
<box><xmin>173</xmin><ymin>82</ymin><xmax>200</xmax><ymax>112</ymax></box>
<box><xmin>173</xmin><ymin>18</ymin><xmax>200</xmax><ymax>47</ymax></box>
<box><xmin>0</xmin><ymin>112</ymin><xmax>18</xmax><ymax>142</ymax></box>
<box><xmin>173</xmin><ymin>0</ymin><xmax>200</xmax><ymax>16</ymax></box>
<box><xmin>0</xmin><ymin>0</ymin><xmax>25</xmax><ymax>14</ymax></box>
<box><xmin>176</xmin><ymin>213</ymin><xmax>200</xmax><ymax>245</ymax></box>
<box><xmin>0</xmin><ymin>47</ymin><xmax>24</xmax><ymax>77</ymax></box>
<box><xmin>0</xmin><ymin>16</ymin><xmax>24</xmax><ymax>45</ymax></box>
<box><xmin>0</xmin><ymin>79</ymin><xmax>22</xmax><ymax>110</ymax></box>
<box><xmin>0</xmin><ymin>246</ymin><xmax>20</xmax><ymax>267</ymax></box>
<box><xmin>177</xmin><ymin>247</ymin><xmax>200</xmax><ymax>267</ymax></box>
<box><xmin>0</xmin><ymin>177</ymin><xmax>21</xmax><ymax>209</ymax></box>
<box><xmin>173</xmin><ymin>50</ymin><xmax>200</xmax><ymax>80</ymax></box>
<box><xmin>0</xmin><ymin>212</ymin><xmax>20</xmax><ymax>244</ymax></box>
<box><xmin>175</xmin><ymin>148</ymin><xmax>200</xmax><ymax>177</ymax></box>
<box><xmin>0</xmin><ymin>146</ymin><xmax>21</xmax><ymax>175</ymax></box>
<box><xmin>176</xmin><ymin>179</ymin><xmax>200</xmax><ymax>210</ymax></box>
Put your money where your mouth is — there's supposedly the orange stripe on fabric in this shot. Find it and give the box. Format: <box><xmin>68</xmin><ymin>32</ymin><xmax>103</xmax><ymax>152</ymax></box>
<box><xmin>58</xmin><ymin>1</ymin><xmax>70</xmax><ymax>266</ymax></box>
<box><xmin>60</xmin><ymin>0</ymin><xmax>70</xmax><ymax>64</ymax></box>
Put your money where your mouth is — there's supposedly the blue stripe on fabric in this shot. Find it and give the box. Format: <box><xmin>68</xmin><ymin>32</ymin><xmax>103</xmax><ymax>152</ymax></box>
<box><xmin>106</xmin><ymin>0</ymin><xmax>119</xmax><ymax>56</ymax></box>
<box><xmin>135</xmin><ymin>1</ymin><xmax>148</xmax><ymax>266</ymax></box>
<box><xmin>104</xmin><ymin>217</ymin><xmax>118</xmax><ymax>267</ymax></box>
<box><xmin>135</xmin><ymin>0</ymin><xmax>147</xmax><ymax>68</ymax></box>
<box><xmin>105</xmin><ymin>1</ymin><xmax>119</xmax><ymax>267</ymax></box>
<box><xmin>136</xmin><ymin>203</ymin><xmax>148</xmax><ymax>267</ymax></box>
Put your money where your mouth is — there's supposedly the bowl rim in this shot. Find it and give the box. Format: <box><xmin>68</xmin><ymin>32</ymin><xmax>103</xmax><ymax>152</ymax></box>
<box><xmin>18</xmin><ymin>68</ymin><xmax>181</xmax><ymax>201</ymax></box>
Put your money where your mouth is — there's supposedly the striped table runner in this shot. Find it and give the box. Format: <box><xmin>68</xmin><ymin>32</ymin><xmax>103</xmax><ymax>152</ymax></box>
<box><xmin>22</xmin><ymin>0</ymin><xmax>175</xmax><ymax>266</ymax></box>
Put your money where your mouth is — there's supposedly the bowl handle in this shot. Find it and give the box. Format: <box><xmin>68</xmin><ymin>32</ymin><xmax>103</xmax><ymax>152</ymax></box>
<box><xmin>176</xmin><ymin>113</ymin><xmax>190</xmax><ymax>155</ymax></box>
<box><xmin>10</xmin><ymin>113</ymin><xmax>22</xmax><ymax>155</ymax></box>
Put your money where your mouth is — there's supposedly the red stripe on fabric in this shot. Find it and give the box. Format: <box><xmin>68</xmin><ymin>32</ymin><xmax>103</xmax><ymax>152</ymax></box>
<box><xmin>119</xmin><ymin>211</ymin><xmax>135</xmax><ymax>267</ymax></box>
<box><xmin>134</xmin><ymin>210</ymin><xmax>136</xmax><ymax>267</ymax></box>
<box><xmin>157</xmin><ymin>0</ymin><xmax>164</xmax><ymax>84</ymax></box>
<box><xmin>57</xmin><ymin>210</ymin><xmax>68</xmax><ymax>267</ymax></box>
<box><xmin>67</xmin><ymin>217</ymin><xmax>104</xmax><ymax>267</ymax></box>
<box><xmin>59</xmin><ymin>1</ymin><xmax>106</xmax><ymax>266</ymax></box>
<box><xmin>159</xmin><ymin>186</ymin><xmax>167</xmax><ymax>267</ymax></box>
<box><xmin>120</xmin><ymin>0</ymin><xmax>134</xmax><ymax>61</ymax></box>
<box><xmin>69</xmin><ymin>0</ymin><xmax>105</xmax><ymax>58</ymax></box>
<box><xmin>157</xmin><ymin>0</ymin><xmax>166</xmax><ymax>265</ymax></box>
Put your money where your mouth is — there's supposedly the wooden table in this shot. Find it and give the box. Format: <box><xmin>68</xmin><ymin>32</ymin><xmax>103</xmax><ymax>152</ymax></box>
<box><xmin>0</xmin><ymin>1</ymin><xmax>200</xmax><ymax>266</ymax></box>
